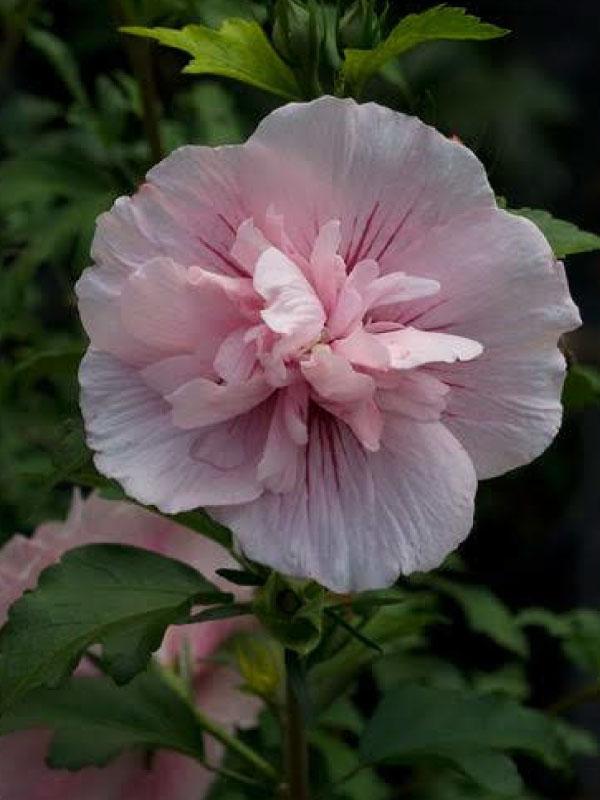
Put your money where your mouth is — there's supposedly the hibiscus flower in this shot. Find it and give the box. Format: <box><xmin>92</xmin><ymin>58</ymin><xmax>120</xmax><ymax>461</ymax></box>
<box><xmin>77</xmin><ymin>97</ymin><xmax>580</xmax><ymax>592</ymax></box>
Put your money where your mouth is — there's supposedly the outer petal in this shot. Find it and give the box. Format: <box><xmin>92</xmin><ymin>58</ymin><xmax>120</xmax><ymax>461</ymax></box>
<box><xmin>392</xmin><ymin>209</ymin><xmax>581</xmax><ymax>477</ymax></box>
<box><xmin>240</xmin><ymin>96</ymin><xmax>495</xmax><ymax>265</ymax></box>
<box><xmin>212</xmin><ymin>414</ymin><xmax>477</xmax><ymax>592</ymax></box>
<box><xmin>79</xmin><ymin>349</ymin><xmax>269</xmax><ymax>512</ymax></box>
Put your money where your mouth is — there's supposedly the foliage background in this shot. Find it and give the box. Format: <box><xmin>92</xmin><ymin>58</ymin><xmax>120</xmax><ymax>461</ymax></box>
<box><xmin>2</xmin><ymin>1</ymin><xmax>600</xmax><ymax>797</ymax></box>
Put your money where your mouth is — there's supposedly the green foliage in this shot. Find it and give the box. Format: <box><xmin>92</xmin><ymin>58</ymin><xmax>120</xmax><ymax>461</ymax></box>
<box><xmin>0</xmin><ymin>665</ymin><xmax>206</xmax><ymax>768</ymax></box>
<box><xmin>361</xmin><ymin>684</ymin><xmax>568</xmax><ymax>795</ymax></box>
<box><xmin>510</xmin><ymin>207</ymin><xmax>600</xmax><ymax>259</ymax></box>
<box><xmin>562</xmin><ymin>364</ymin><xmax>600</xmax><ymax>411</ymax></box>
<box><xmin>518</xmin><ymin>607</ymin><xmax>600</xmax><ymax>675</ymax></box>
<box><xmin>419</xmin><ymin>575</ymin><xmax>528</xmax><ymax>656</ymax></box>
<box><xmin>311</xmin><ymin>592</ymin><xmax>439</xmax><ymax>710</ymax></box>
<box><xmin>0</xmin><ymin>544</ymin><xmax>230</xmax><ymax>713</ymax></box>
<box><xmin>341</xmin><ymin>6</ymin><xmax>508</xmax><ymax>96</ymax></box>
<box><xmin>122</xmin><ymin>19</ymin><xmax>302</xmax><ymax>99</ymax></box>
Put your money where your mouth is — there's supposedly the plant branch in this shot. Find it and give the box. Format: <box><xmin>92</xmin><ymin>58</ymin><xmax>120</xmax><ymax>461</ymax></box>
<box><xmin>159</xmin><ymin>663</ymin><xmax>277</xmax><ymax>783</ymax></box>
<box><xmin>111</xmin><ymin>0</ymin><xmax>163</xmax><ymax>163</ymax></box>
<box><xmin>284</xmin><ymin>650</ymin><xmax>311</xmax><ymax>800</ymax></box>
<box><xmin>193</xmin><ymin>705</ymin><xmax>278</xmax><ymax>783</ymax></box>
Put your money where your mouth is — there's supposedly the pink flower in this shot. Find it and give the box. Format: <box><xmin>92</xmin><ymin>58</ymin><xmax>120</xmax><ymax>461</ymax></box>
<box><xmin>77</xmin><ymin>97</ymin><xmax>580</xmax><ymax>592</ymax></box>
<box><xmin>0</xmin><ymin>493</ymin><xmax>260</xmax><ymax>800</ymax></box>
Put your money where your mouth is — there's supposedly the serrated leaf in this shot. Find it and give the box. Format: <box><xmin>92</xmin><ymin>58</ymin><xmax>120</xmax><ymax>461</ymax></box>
<box><xmin>361</xmin><ymin>684</ymin><xmax>568</xmax><ymax>792</ymax></box>
<box><xmin>341</xmin><ymin>6</ymin><xmax>508</xmax><ymax>95</ymax></box>
<box><xmin>0</xmin><ymin>666</ymin><xmax>205</xmax><ymax>768</ymax></box>
<box><xmin>0</xmin><ymin>544</ymin><xmax>230</xmax><ymax>713</ymax></box>
<box><xmin>420</xmin><ymin>576</ymin><xmax>528</xmax><ymax>656</ymax></box>
<box><xmin>510</xmin><ymin>207</ymin><xmax>600</xmax><ymax>259</ymax></box>
<box><xmin>122</xmin><ymin>19</ymin><xmax>302</xmax><ymax>99</ymax></box>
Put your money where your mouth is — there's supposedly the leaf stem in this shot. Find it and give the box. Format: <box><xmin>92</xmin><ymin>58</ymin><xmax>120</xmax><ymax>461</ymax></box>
<box><xmin>284</xmin><ymin>650</ymin><xmax>311</xmax><ymax>800</ymax></box>
<box><xmin>111</xmin><ymin>0</ymin><xmax>164</xmax><ymax>163</ymax></box>
<box><xmin>158</xmin><ymin>663</ymin><xmax>277</xmax><ymax>782</ymax></box>
<box><xmin>193</xmin><ymin>705</ymin><xmax>279</xmax><ymax>783</ymax></box>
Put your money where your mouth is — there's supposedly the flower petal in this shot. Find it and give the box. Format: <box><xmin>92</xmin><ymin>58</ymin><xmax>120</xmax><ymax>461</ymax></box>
<box><xmin>168</xmin><ymin>375</ymin><xmax>274</xmax><ymax>429</ymax></box>
<box><xmin>254</xmin><ymin>247</ymin><xmax>325</xmax><ymax>343</ymax></box>
<box><xmin>240</xmin><ymin>96</ymin><xmax>495</xmax><ymax>266</ymax></box>
<box><xmin>376</xmin><ymin>327</ymin><xmax>483</xmax><ymax>369</ymax></box>
<box><xmin>213</xmin><ymin>415</ymin><xmax>476</xmax><ymax>592</ymax></box>
<box><xmin>79</xmin><ymin>349</ymin><xmax>267</xmax><ymax>511</ymax></box>
<box><xmin>301</xmin><ymin>345</ymin><xmax>375</xmax><ymax>403</ymax></box>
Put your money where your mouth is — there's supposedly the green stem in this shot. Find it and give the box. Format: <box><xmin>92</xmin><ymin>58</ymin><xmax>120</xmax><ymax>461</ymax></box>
<box><xmin>111</xmin><ymin>0</ymin><xmax>164</xmax><ymax>163</ymax></box>
<box><xmin>160</xmin><ymin>664</ymin><xmax>277</xmax><ymax>783</ymax></box>
<box><xmin>194</xmin><ymin>705</ymin><xmax>279</xmax><ymax>783</ymax></box>
<box><xmin>284</xmin><ymin>650</ymin><xmax>311</xmax><ymax>800</ymax></box>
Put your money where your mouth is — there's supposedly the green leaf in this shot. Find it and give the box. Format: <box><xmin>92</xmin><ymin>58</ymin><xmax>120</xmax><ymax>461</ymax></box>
<box><xmin>552</xmin><ymin>718</ymin><xmax>598</xmax><ymax>759</ymax></box>
<box><xmin>312</xmin><ymin>594</ymin><xmax>439</xmax><ymax>710</ymax></box>
<box><xmin>510</xmin><ymin>207</ymin><xmax>600</xmax><ymax>259</ymax></box>
<box><xmin>420</xmin><ymin>576</ymin><xmax>528</xmax><ymax>656</ymax></box>
<box><xmin>26</xmin><ymin>29</ymin><xmax>88</xmax><ymax>106</ymax></box>
<box><xmin>122</xmin><ymin>19</ymin><xmax>302</xmax><ymax>100</ymax></box>
<box><xmin>562</xmin><ymin>364</ymin><xmax>600</xmax><ymax>411</ymax></box>
<box><xmin>0</xmin><ymin>665</ymin><xmax>206</xmax><ymax>768</ymax></box>
<box><xmin>0</xmin><ymin>544</ymin><xmax>230</xmax><ymax>713</ymax></box>
<box><xmin>253</xmin><ymin>573</ymin><xmax>325</xmax><ymax>655</ymax></box>
<box><xmin>361</xmin><ymin>684</ymin><xmax>568</xmax><ymax>793</ymax></box>
<box><xmin>518</xmin><ymin>607</ymin><xmax>600</xmax><ymax>675</ymax></box>
<box><xmin>471</xmin><ymin>664</ymin><xmax>529</xmax><ymax>702</ymax></box>
<box><xmin>311</xmin><ymin>729</ymin><xmax>391</xmax><ymax>800</ymax></box>
<box><xmin>341</xmin><ymin>6</ymin><xmax>508</xmax><ymax>95</ymax></box>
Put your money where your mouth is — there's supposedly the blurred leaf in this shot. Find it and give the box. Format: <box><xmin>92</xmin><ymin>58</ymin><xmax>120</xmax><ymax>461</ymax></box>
<box><xmin>312</xmin><ymin>729</ymin><xmax>391</xmax><ymax>800</ymax></box>
<box><xmin>562</xmin><ymin>364</ymin><xmax>600</xmax><ymax>411</ymax></box>
<box><xmin>361</xmin><ymin>684</ymin><xmax>568</xmax><ymax>793</ymax></box>
<box><xmin>552</xmin><ymin>718</ymin><xmax>598</xmax><ymax>759</ymax></box>
<box><xmin>510</xmin><ymin>208</ymin><xmax>600</xmax><ymax>259</ymax></box>
<box><xmin>471</xmin><ymin>664</ymin><xmax>529</xmax><ymax>702</ymax></box>
<box><xmin>518</xmin><ymin>607</ymin><xmax>600</xmax><ymax>675</ymax></box>
<box><xmin>193</xmin><ymin>0</ymin><xmax>267</xmax><ymax>28</ymax></box>
<box><xmin>318</xmin><ymin>696</ymin><xmax>364</xmax><ymax>735</ymax></box>
<box><xmin>418</xmin><ymin>575</ymin><xmax>528</xmax><ymax>657</ymax></box>
<box><xmin>342</xmin><ymin>6</ymin><xmax>508</xmax><ymax>95</ymax></box>
<box><xmin>0</xmin><ymin>665</ymin><xmax>206</xmax><ymax>767</ymax></box>
<box><xmin>0</xmin><ymin>544</ymin><xmax>230</xmax><ymax>713</ymax></box>
<box><xmin>122</xmin><ymin>19</ymin><xmax>302</xmax><ymax>99</ymax></box>
<box><xmin>26</xmin><ymin>28</ymin><xmax>88</xmax><ymax>105</ymax></box>
<box><xmin>12</xmin><ymin>344</ymin><xmax>84</xmax><ymax>383</ymax></box>
<box><xmin>375</xmin><ymin>653</ymin><xmax>467</xmax><ymax>693</ymax></box>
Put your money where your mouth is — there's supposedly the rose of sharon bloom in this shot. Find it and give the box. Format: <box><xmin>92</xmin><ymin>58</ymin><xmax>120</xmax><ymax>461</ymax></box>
<box><xmin>0</xmin><ymin>492</ymin><xmax>260</xmax><ymax>800</ymax></box>
<box><xmin>77</xmin><ymin>96</ymin><xmax>580</xmax><ymax>592</ymax></box>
